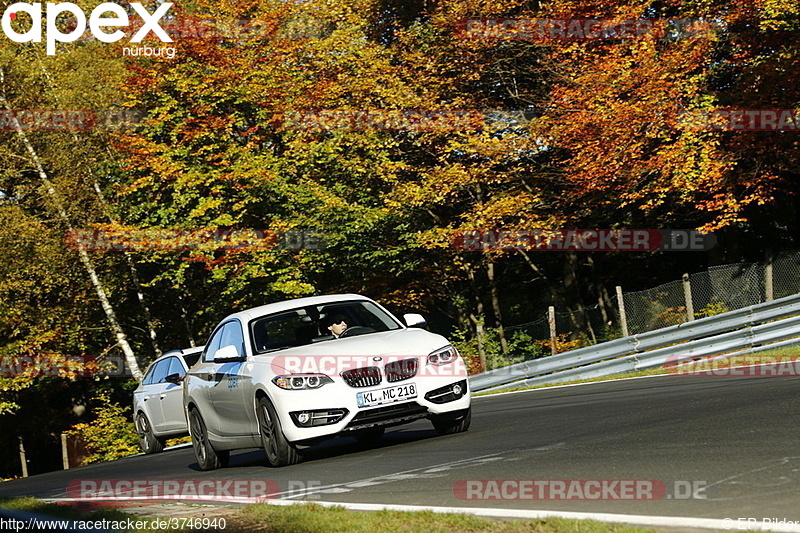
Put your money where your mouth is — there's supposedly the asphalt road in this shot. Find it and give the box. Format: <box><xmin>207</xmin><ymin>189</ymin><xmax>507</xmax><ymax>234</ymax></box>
<box><xmin>2</xmin><ymin>374</ymin><xmax>799</xmax><ymax>524</ymax></box>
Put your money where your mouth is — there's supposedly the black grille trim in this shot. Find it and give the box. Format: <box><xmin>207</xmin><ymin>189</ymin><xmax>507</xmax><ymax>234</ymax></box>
<box><xmin>385</xmin><ymin>358</ymin><xmax>418</xmax><ymax>382</ymax></box>
<box><xmin>341</xmin><ymin>366</ymin><xmax>382</xmax><ymax>388</ymax></box>
<box><xmin>343</xmin><ymin>402</ymin><xmax>428</xmax><ymax>431</ymax></box>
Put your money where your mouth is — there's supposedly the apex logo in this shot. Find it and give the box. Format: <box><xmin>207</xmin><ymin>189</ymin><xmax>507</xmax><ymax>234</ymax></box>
<box><xmin>2</xmin><ymin>2</ymin><xmax>173</xmax><ymax>55</ymax></box>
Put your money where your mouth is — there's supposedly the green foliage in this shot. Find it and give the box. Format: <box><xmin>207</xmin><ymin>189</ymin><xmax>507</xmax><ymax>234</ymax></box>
<box><xmin>66</xmin><ymin>392</ymin><xmax>139</xmax><ymax>464</ymax></box>
<box><xmin>452</xmin><ymin>322</ymin><xmax>550</xmax><ymax>372</ymax></box>
<box><xmin>3</xmin><ymin>498</ymin><xmax>654</xmax><ymax>533</ymax></box>
<box><xmin>695</xmin><ymin>301</ymin><xmax>731</xmax><ymax>318</ymax></box>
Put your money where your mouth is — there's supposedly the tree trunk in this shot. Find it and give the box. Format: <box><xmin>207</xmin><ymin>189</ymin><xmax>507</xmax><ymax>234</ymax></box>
<box><xmin>465</xmin><ymin>265</ymin><xmax>487</xmax><ymax>372</ymax></box>
<box><xmin>486</xmin><ymin>259</ymin><xmax>509</xmax><ymax>354</ymax></box>
<box><xmin>562</xmin><ymin>251</ymin><xmax>590</xmax><ymax>342</ymax></box>
<box><xmin>517</xmin><ymin>249</ymin><xmax>559</xmax><ymax>302</ymax></box>
<box><xmin>180</xmin><ymin>295</ymin><xmax>197</xmax><ymax>348</ymax></box>
<box><xmin>92</xmin><ymin>181</ymin><xmax>162</xmax><ymax>356</ymax></box>
<box><xmin>0</xmin><ymin>69</ymin><xmax>143</xmax><ymax>381</ymax></box>
<box><xmin>587</xmin><ymin>255</ymin><xmax>615</xmax><ymax>333</ymax></box>
<box><xmin>35</xmin><ymin>58</ymin><xmax>162</xmax><ymax>357</ymax></box>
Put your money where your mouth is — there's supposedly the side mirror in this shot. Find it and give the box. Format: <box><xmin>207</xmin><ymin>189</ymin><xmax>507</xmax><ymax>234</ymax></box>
<box><xmin>214</xmin><ymin>344</ymin><xmax>244</xmax><ymax>362</ymax></box>
<box><xmin>165</xmin><ymin>372</ymin><xmax>183</xmax><ymax>385</ymax></box>
<box><xmin>403</xmin><ymin>313</ymin><xmax>428</xmax><ymax>329</ymax></box>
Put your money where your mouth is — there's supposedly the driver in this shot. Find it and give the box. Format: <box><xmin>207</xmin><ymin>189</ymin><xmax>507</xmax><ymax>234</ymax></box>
<box><xmin>324</xmin><ymin>313</ymin><xmax>348</xmax><ymax>338</ymax></box>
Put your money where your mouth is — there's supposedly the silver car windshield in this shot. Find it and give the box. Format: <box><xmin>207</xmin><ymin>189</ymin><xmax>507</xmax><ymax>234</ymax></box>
<box><xmin>249</xmin><ymin>300</ymin><xmax>402</xmax><ymax>354</ymax></box>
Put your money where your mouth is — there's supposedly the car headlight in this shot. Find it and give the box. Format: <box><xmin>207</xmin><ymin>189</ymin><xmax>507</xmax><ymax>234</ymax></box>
<box><xmin>428</xmin><ymin>345</ymin><xmax>459</xmax><ymax>365</ymax></box>
<box><xmin>272</xmin><ymin>374</ymin><xmax>333</xmax><ymax>390</ymax></box>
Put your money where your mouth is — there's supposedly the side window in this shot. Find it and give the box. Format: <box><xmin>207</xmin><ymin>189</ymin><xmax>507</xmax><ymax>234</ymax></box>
<box><xmin>219</xmin><ymin>321</ymin><xmax>245</xmax><ymax>358</ymax></box>
<box><xmin>166</xmin><ymin>356</ymin><xmax>185</xmax><ymax>379</ymax></box>
<box><xmin>203</xmin><ymin>326</ymin><xmax>225</xmax><ymax>363</ymax></box>
<box><xmin>142</xmin><ymin>363</ymin><xmax>157</xmax><ymax>385</ymax></box>
<box><xmin>150</xmin><ymin>360</ymin><xmax>170</xmax><ymax>384</ymax></box>
<box><xmin>183</xmin><ymin>351</ymin><xmax>201</xmax><ymax>368</ymax></box>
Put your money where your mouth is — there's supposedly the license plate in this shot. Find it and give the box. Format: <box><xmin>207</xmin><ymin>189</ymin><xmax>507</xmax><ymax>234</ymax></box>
<box><xmin>357</xmin><ymin>383</ymin><xmax>417</xmax><ymax>408</ymax></box>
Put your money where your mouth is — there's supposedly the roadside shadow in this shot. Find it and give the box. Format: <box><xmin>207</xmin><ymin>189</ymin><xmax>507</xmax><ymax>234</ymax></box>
<box><xmin>211</xmin><ymin>426</ymin><xmax>440</xmax><ymax>469</ymax></box>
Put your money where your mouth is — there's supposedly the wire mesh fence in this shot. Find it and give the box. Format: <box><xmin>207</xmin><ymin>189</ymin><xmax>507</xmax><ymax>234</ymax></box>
<box><xmin>773</xmin><ymin>252</ymin><xmax>800</xmax><ymax>299</ymax></box>
<box><xmin>621</xmin><ymin>251</ymin><xmax>800</xmax><ymax>336</ymax></box>
<box><xmin>496</xmin><ymin>250</ymin><xmax>800</xmax><ymax>363</ymax></box>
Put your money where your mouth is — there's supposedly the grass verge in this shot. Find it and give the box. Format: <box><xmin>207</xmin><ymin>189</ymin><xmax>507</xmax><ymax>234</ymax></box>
<box><xmin>0</xmin><ymin>498</ymin><xmax>656</xmax><ymax>533</ymax></box>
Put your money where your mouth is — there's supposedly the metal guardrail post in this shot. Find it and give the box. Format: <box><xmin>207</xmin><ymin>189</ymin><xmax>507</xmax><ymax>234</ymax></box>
<box><xmin>61</xmin><ymin>433</ymin><xmax>70</xmax><ymax>470</ymax></box>
<box><xmin>548</xmin><ymin>306</ymin><xmax>557</xmax><ymax>355</ymax></box>
<box><xmin>616</xmin><ymin>285</ymin><xmax>628</xmax><ymax>337</ymax></box>
<box><xmin>683</xmin><ymin>273</ymin><xmax>694</xmax><ymax>321</ymax></box>
<box><xmin>765</xmin><ymin>251</ymin><xmax>774</xmax><ymax>302</ymax></box>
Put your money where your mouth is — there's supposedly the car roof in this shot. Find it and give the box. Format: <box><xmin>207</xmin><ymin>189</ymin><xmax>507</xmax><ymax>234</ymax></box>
<box><xmin>223</xmin><ymin>293</ymin><xmax>373</xmax><ymax>323</ymax></box>
<box><xmin>157</xmin><ymin>345</ymin><xmax>205</xmax><ymax>364</ymax></box>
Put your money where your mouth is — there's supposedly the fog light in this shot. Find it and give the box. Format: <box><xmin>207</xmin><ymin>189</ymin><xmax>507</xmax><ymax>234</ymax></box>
<box><xmin>290</xmin><ymin>408</ymin><xmax>349</xmax><ymax>428</ymax></box>
<box><xmin>425</xmin><ymin>380</ymin><xmax>468</xmax><ymax>404</ymax></box>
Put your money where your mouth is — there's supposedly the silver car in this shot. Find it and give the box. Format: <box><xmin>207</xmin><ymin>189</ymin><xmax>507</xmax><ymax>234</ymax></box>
<box><xmin>132</xmin><ymin>347</ymin><xmax>203</xmax><ymax>454</ymax></box>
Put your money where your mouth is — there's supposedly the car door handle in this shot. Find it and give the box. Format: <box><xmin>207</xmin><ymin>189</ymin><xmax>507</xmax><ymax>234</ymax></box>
<box><xmin>160</xmin><ymin>394</ymin><xmax>166</xmax><ymax>400</ymax></box>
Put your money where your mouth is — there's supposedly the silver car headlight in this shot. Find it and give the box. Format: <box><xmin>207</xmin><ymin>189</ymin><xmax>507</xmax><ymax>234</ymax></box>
<box><xmin>427</xmin><ymin>345</ymin><xmax>459</xmax><ymax>365</ymax></box>
<box><xmin>272</xmin><ymin>374</ymin><xmax>333</xmax><ymax>390</ymax></box>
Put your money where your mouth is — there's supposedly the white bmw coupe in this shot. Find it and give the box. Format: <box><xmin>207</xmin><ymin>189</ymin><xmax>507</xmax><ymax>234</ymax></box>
<box><xmin>184</xmin><ymin>294</ymin><xmax>471</xmax><ymax>469</ymax></box>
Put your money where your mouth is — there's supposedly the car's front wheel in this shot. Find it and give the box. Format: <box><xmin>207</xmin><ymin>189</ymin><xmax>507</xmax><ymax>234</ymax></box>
<box><xmin>135</xmin><ymin>412</ymin><xmax>165</xmax><ymax>454</ymax></box>
<box><xmin>257</xmin><ymin>396</ymin><xmax>301</xmax><ymax>467</ymax></box>
<box><xmin>189</xmin><ymin>408</ymin><xmax>229</xmax><ymax>471</ymax></box>
<box><xmin>431</xmin><ymin>407</ymin><xmax>471</xmax><ymax>435</ymax></box>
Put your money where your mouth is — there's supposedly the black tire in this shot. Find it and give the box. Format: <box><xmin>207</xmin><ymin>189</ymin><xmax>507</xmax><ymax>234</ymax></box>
<box><xmin>189</xmin><ymin>408</ymin><xmax>229</xmax><ymax>471</ymax></box>
<box><xmin>432</xmin><ymin>407</ymin><xmax>471</xmax><ymax>435</ymax></box>
<box><xmin>135</xmin><ymin>412</ymin><xmax>164</xmax><ymax>454</ymax></box>
<box><xmin>354</xmin><ymin>426</ymin><xmax>385</xmax><ymax>443</ymax></box>
<box><xmin>257</xmin><ymin>396</ymin><xmax>301</xmax><ymax>467</ymax></box>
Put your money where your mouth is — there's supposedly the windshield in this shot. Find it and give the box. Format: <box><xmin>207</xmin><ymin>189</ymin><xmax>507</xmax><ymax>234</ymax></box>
<box><xmin>249</xmin><ymin>300</ymin><xmax>402</xmax><ymax>354</ymax></box>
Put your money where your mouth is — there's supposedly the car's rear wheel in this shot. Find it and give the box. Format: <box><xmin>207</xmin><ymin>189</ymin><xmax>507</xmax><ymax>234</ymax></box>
<box><xmin>257</xmin><ymin>396</ymin><xmax>301</xmax><ymax>467</ymax></box>
<box><xmin>135</xmin><ymin>412</ymin><xmax>164</xmax><ymax>454</ymax></box>
<box><xmin>431</xmin><ymin>407</ymin><xmax>471</xmax><ymax>435</ymax></box>
<box><xmin>189</xmin><ymin>408</ymin><xmax>229</xmax><ymax>470</ymax></box>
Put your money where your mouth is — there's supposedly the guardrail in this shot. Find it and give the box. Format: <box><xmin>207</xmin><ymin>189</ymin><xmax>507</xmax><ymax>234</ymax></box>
<box><xmin>469</xmin><ymin>292</ymin><xmax>800</xmax><ymax>392</ymax></box>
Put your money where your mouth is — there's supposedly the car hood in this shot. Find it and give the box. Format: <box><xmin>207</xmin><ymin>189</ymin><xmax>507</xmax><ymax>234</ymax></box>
<box><xmin>258</xmin><ymin>328</ymin><xmax>452</xmax><ymax>372</ymax></box>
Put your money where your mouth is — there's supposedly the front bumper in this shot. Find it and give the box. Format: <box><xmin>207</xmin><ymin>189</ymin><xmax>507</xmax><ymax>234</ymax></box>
<box><xmin>271</xmin><ymin>375</ymin><xmax>471</xmax><ymax>443</ymax></box>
